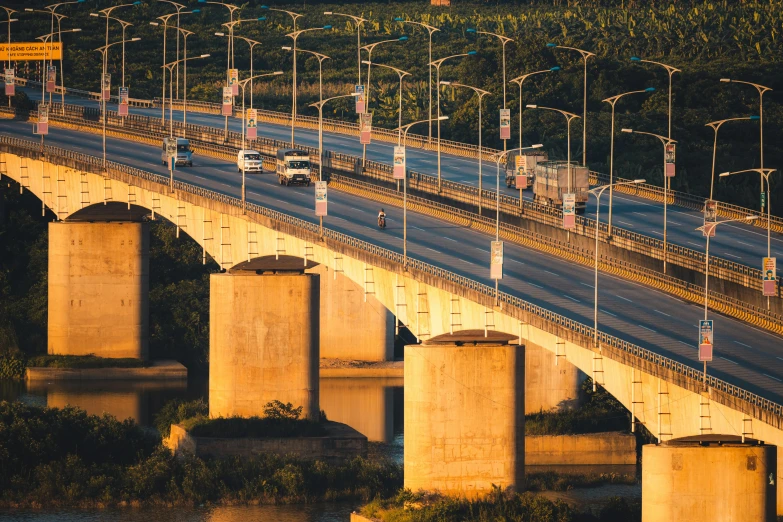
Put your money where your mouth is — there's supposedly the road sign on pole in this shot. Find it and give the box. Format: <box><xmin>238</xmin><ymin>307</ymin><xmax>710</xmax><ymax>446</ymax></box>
<box><xmin>490</xmin><ymin>240</ymin><xmax>504</xmax><ymax>280</ymax></box>
<box><xmin>247</xmin><ymin>108</ymin><xmax>257</xmax><ymax>139</ymax></box>
<box><xmin>36</xmin><ymin>104</ymin><xmax>48</xmax><ymax>135</ymax></box>
<box><xmin>665</xmin><ymin>142</ymin><xmax>676</xmax><ymax>177</ymax></box>
<box><xmin>698</xmin><ymin>320</ymin><xmax>713</xmax><ymax>362</ymax></box>
<box><xmin>314</xmin><ymin>180</ymin><xmax>327</xmax><ymax>217</ymax></box>
<box><xmin>360</xmin><ymin>112</ymin><xmax>372</xmax><ymax>145</ymax></box>
<box><xmin>221</xmin><ymin>87</ymin><xmax>233</xmax><ymax>116</ymax></box>
<box><xmin>228</xmin><ymin>69</ymin><xmax>238</xmax><ymax>96</ymax></box>
<box><xmin>563</xmin><ymin>193</ymin><xmax>576</xmax><ymax>229</ymax></box>
<box><xmin>763</xmin><ymin>257</ymin><xmax>777</xmax><ymax>297</ymax></box>
<box><xmin>393</xmin><ymin>146</ymin><xmax>405</xmax><ymax>179</ymax></box>
<box><xmin>118</xmin><ymin>87</ymin><xmax>129</xmax><ymax>116</ymax></box>
<box><xmin>355</xmin><ymin>84</ymin><xmax>365</xmax><ymax>114</ymax></box>
<box><xmin>101</xmin><ymin>73</ymin><xmax>111</xmax><ymax>101</ymax></box>
<box><xmin>761</xmin><ymin>192</ymin><xmax>767</xmax><ymax>210</ymax></box>
<box><xmin>46</xmin><ymin>65</ymin><xmax>56</xmax><ymax>93</ymax></box>
<box><xmin>499</xmin><ymin>109</ymin><xmax>511</xmax><ymax>140</ymax></box>
<box><xmin>4</xmin><ymin>68</ymin><xmax>13</xmax><ymax>96</ymax></box>
<box><xmin>703</xmin><ymin>199</ymin><xmax>717</xmax><ymax>237</ymax></box>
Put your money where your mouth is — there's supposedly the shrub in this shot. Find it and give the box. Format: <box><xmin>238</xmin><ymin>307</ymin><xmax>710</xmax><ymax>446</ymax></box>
<box><xmin>25</xmin><ymin>355</ymin><xmax>145</xmax><ymax>369</ymax></box>
<box><xmin>0</xmin><ymin>351</ymin><xmax>25</xmax><ymax>380</ymax></box>
<box><xmin>153</xmin><ymin>398</ymin><xmax>209</xmax><ymax>437</ymax></box>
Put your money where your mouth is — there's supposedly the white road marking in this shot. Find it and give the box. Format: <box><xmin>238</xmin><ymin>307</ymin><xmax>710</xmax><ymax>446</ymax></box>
<box><xmin>475</xmin><ymin>247</ymin><xmax>489</xmax><ymax>253</ymax></box>
<box><xmin>527</xmin><ymin>282</ymin><xmax>544</xmax><ymax>289</ymax></box>
<box><xmin>600</xmin><ymin>308</ymin><xmax>617</xmax><ymax>317</ymax></box>
<box><xmin>615</xmin><ymin>295</ymin><xmax>633</xmax><ymax>303</ymax></box>
<box><xmin>544</xmin><ymin>270</ymin><xmax>558</xmax><ymax>276</ymax></box>
<box><xmin>564</xmin><ymin>295</ymin><xmax>580</xmax><ymax>303</ymax></box>
<box><xmin>427</xmin><ymin>248</ymin><xmax>441</xmax><ymax>253</ymax></box>
<box><xmin>617</xmin><ymin>220</ymin><xmax>635</xmax><ymax>227</ymax></box>
<box><xmin>720</xmin><ymin>356</ymin><xmax>738</xmax><ymax>365</ymax></box>
<box><xmin>669</xmin><ymin>221</ymin><xmax>683</xmax><ymax>226</ymax></box>
<box><xmin>678</xmin><ymin>341</ymin><xmax>692</xmax><ymax>347</ymax></box>
<box><xmin>581</xmin><ymin>282</ymin><xmax>594</xmax><ymax>288</ymax></box>
<box><xmin>737</xmin><ymin>241</ymin><xmax>752</xmax><ymax>247</ymax></box>
<box><xmin>638</xmin><ymin>325</ymin><xmax>657</xmax><ymax>333</ymax></box>
<box><xmin>508</xmin><ymin>259</ymin><xmax>525</xmax><ymax>264</ymax></box>
<box><xmin>649</xmin><ymin>230</ymin><xmax>663</xmax><ymax>236</ymax></box>
<box><xmin>734</xmin><ymin>341</ymin><xmax>752</xmax><ymax>348</ymax></box>
<box><xmin>444</xmin><ymin>237</ymin><xmax>457</xmax><ymax>242</ymax></box>
<box><xmin>723</xmin><ymin>252</ymin><xmax>741</xmax><ymax>259</ymax></box>
<box><xmin>764</xmin><ymin>373</ymin><xmax>783</xmax><ymax>382</ymax></box>
<box><xmin>687</xmin><ymin>242</ymin><xmax>702</xmax><ymax>247</ymax></box>
<box><xmin>411</xmin><ymin>226</ymin><xmax>426</xmax><ymax>231</ymax></box>
<box><xmin>633</xmin><ymin>211</ymin><xmax>646</xmax><ymax>216</ymax></box>
<box><xmin>654</xmin><ymin>309</ymin><xmax>671</xmax><ymax>317</ymax></box>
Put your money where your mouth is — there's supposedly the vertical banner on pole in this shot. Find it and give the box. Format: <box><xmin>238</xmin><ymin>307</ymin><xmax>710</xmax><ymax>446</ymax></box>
<box><xmin>763</xmin><ymin>257</ymin><xmax>777</xmax><ymax>297</ymax></box>
<box><xmin>698</xmin><ymin>320</ymin><xmax>713</xmax><ymax>362</ymax></box>
<box><xmin>355</xmin><ymin>84</ymin><xmax>365</xmax><ymax>114</ymax></box>
<box><xmin>4</xmin><ymin>68</ymin><xmax>14</xmax><ymax>96</ymax></box>
<box><xmin>703</xmin><ymin>199</ymin><xmax>717</xmax><ymax>237</ymax></box>
<box><xmin>36</xmin><ymin>105</ymin><xmax>48</xmax><ymax>135</ymax></box>
<box><xmin>45</xmin><ymin>65</ymin><xmax>56</xmax><ymax>93</ymax></box>
<box><xmin>360</xmin><ymin>112</ymin><xmax>372</xmax><ymax>145</ymax></box>
<box><xmin>221</xmin><ymin>87</ymin><xmax>233</xmax><ymax>116</ymax></box>
<box><xmin>490</xmin><ymin>240</ymin><xmax>504</xmax><ymax>280</ymax></box>
<box><xmin>101</xmin><ymin>73</ymin><xmax>111</xmax><ymax>101</ymax></box>
<box><xmin>314</xmin><ymin>180</ymin><xmax>327</xmax><ymax>217</ymax></box>
<box><xmin>118</xmin><ymin>87</ymin><xmax>129</xmax><ymax>116</ymax></box>
<box><xmin>515</xmin><ymin>154</ymin><xmax>526</xmax><ymax>189</ymax></box>
<box><xmin>563</xmin><ymin>193</ymin><xmax>576</xmax><ymax>229</ymax></box>
<box><xmin>393</xmin><ymin>146</ymin><xmax>405</xmax><ymax>179</ymax></box>
<box><xmin>228</xmin><ymin>69</ymin><xmax>239</xmax><ymax>96</ymax></box>
<box><xmin>247</xmin><ymin>108</ymin><xmax>257</xmax><ymax>139</ymax></box>
<box><xmin>167</xmin><ymin>139</ymin><xmax>177</xmax><ymax>171</ymax></box>
<box><xmin>499</xmin><ymin>109</ymin><xmax>511</xmax><ymax>140</ymax></box>
<box><xmin>665</xmin><ymin>142</ymin><xmax>676</xmax><ymax>177</ymax></box>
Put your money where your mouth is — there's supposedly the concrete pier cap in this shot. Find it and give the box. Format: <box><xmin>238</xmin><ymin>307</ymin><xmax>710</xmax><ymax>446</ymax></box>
<box><xmin>209</xmin><ymin>256</ymin><xmax>320</xmax><ymax>420</ymax></box>
<box><xmin>642</xmin><ymin>435</ymin><xmax>777</xmax><ymax>522</ymax></box>
<box><xmin>404</xmin><ymin>330</ymin><xmax>525</xmax><ymax>498</ymax></box>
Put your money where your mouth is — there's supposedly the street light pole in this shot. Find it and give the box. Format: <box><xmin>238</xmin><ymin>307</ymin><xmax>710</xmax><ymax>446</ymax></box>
<box><xmin>440</xmin><ymin>81</ymin><xmax>490</xmax><ymax>214</ymax></box>
<box><xmin>547</xmin><ymin>43</ymin><xmax>595</xmax><ymax>165</ymax></box>
<box><xmin>396</xmin><ymin>116</ymin><xmax>450</xmax><ymax>267</ymax></box>
<box><xmin>697</xmin><ymin>215</ymin><xmax>759</xmax><ymax>387</ymax></box>
<box><xmin>429</xmin><ymin>51</ymin><xmax>477</xmax><ymax>192</ymax></box>
<box><xmin>285</xmin><ymin>25</ymin><xmax>331</xmax><ymax>144</ymax></box>
<box><xmin>363</xmin><ymin>60</ymin><xmax>410</xmax><ymax>144</ymax></box>
<box><xmin>509</xmin><ymin>67</ymin><xmax>559</xmax><ymax>151</ymax></box>
<box><xmin>705</xmin><ymin>116</ymin><xmax>758</xmax><ymax>200</ymax></box>
<box><xmin>324</xmin><ymin>11</ymin><xmax>367</xmax><ymax>86</ymax></box>
<box><xmin>394</xmin><ymin>18</ymin><xmax>439</xmax><ymax>142</ymax></box>
<box><xmin>601</xmin><ymin>87</ymin><xmax>655</xmax><ymax>233</ymax></box>
<box><xmin>526</xmin><ymin>105</ymin><xmax>580</xmax><ymax>195</ymax></box>
<box><xmin>720</xmin><ymin>78</ymin><xmax>772</xmax><ymax>210</ymax></box>
<box><xmin>0</xmin><ymin>7</ymin><xmax>16</xmax><ymax>107</ymax></box>
<box><xmin>622</xmin><ymin>129</ymin><xmax>677</xmax><ymax>274</ymax></box>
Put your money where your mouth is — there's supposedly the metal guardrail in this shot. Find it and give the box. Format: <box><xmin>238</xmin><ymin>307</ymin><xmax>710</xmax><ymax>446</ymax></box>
<box><xmin>2</xmin><ymin>132</ymin><xmax>782</xmax><ymax>423</ymax></box>
<box><xmin>39</xmin><ymin>100</ymin><xmax>780</xmax><ymax>298</ymax></box>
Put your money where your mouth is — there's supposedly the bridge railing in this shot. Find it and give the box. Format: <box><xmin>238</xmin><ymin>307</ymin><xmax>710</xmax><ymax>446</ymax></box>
<box><xmin>35</xmin><ymin>100</ymin><xmax>781</xmax><ymax>298</ymax></box>
<box><xmin>2</xmin><ymin>133</ymin><xmax>783</xmax><ymax>421</ymax></box>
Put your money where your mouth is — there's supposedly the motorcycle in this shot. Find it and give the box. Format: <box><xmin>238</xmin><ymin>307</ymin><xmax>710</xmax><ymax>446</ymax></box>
<box><xmin>378</xmin><ymin>215</ymin><xmax>386</xmax><ymax>229</ymax></box>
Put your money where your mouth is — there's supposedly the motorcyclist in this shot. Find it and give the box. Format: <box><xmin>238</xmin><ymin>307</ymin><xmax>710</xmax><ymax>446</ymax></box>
<box><xmin>378</xmin><ymin>208</ymin><xmax>386</xmax><ymax>228</ymax></box>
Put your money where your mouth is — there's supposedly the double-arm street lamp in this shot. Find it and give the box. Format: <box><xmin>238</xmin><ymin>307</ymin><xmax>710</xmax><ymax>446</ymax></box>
<box><xmin>162</xmin><ymin>33</ymin><xmax>206</xmax><ymax>137</ymax></box>
<box><xmin>396</xmin><ymin>116</ymin><xmax>449</xmax><ymax>267</ymax></box>
<box><xmin>35</xmin><ymin>27</ymin><xmax>80</xmax><ymax>106</ymax></box>
<box><xmin>440</xmin><ymin>81</ymin><xmax>490</xmax><ymax>214</ymax></box>
<box><xmin>430</xmin><ymin>51</ymin><xmax>477</xmax><ymax>192</ymax></box>
<box><xmin>285</xmin><ymin>25</ymin><xmax>331</xmax><ymax>144</ymax></box>
<box><xmin>394</xmin><ymin>17</ymin><xmax>439</xmax><ymax>142</ymax></box>
<box><xmin>467</xmin><ymin>28</ymin><xmax>513</xmax><ymax>150</ymax></box>
<box><xmin>621</xmin><ymin>128</ymin><xmax>677</xmax><ymax>274</ymax></box>
<box><xmin>589</xmin><ymin>180</ymin><xmax>646</xmax><ymax>353</ymax></box>
<box><xmin>720</xmin><ymin>168</ymin><xmax>777</xmax><ymax>309</ymax></box>
<box><xmin>720</xmin><ymin>78</ymin><xmax>772</xmax><ymax>208</ymax></box>
<box><xmin>547</xmin><ymin>43</ymin><xmax>594</xmax><ymax>165</ymax></box>
<box><xmin>509</xmin><ymin>66</ymin><xmax>559</xmax><ymax>150</ymax></box>
<box><xmin>705</xmin><ymin>116</ymin><xmax>759</xmax><ymax>200</ymax></box>
<box><xmin>285</xmin><ymin>47</ymin><xmax>329</xmax><ymax>119</ymax></box>
<box><xmin>631</xmin><ymin>57</ymin><xmax>680</xmax><ymax>139</ymax></box>
<box><xmin>697</xmin><ymin>214</ymin><xmax>758</xmax><ymax>387</ymax></box>
<box><xmin>602</xmin><ymin>87</ymin><xmax>655</xmax><ymax>232</ymax></box>
<box><xmin>526</xmin><ymin>104</ymin><xmax>580</xmax><ymax>194</ymax></box>
<box><xmin>364</xmin><ymin>60</ymin><xmax>410</xmax><ymax>144</ymax></box>
<box><xmin>324</xmin><ymin>11</ymin><xmax>367</xmax><ymax>85</ymax></box>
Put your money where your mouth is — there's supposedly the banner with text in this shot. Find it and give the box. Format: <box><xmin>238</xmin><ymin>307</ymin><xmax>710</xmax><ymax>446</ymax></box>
<box><xmin>118</xmin><ymin>87</ymin><xmax>129</xmax><ymax>116</ymax></box>
<box><xmin>360</xmin><ymin>112</ymin><xmax>372</xmax><ymax>145</ymax></box>
<box><xmin>490</xmin><ymin>240</ymin><xmax>504</xmax><ymax>280</ymax></box>
<box><xmin>101</xmin><ymin>73</ymin><xmax>111</xmax><ymax>101</ymax></box>
<box><xmin>499</xmin><ymin>109</ymin><xmax>511</xmax><ymax>140</ymax></box>
<box><xmin>393</xmin><ymin>146</ymin><xmax>405</xmax><ymax>179</ymax></box>
<box><xmin>46</xmin><ymin>66</ymin><xmax>56</xmax><ymax>93</ymax></box>
<box><xmin>0</xmin><ymin>42</ymin><xmax>62</xmax><ymax>61</ymax></box>
<box><xmin>355</xmin><ymin>84</ymin><xmax>365</xmax><ymax>114</ymax></box>
<box><xmin>36</xmin><ymin>105</ymin><xmax>48</xmax><ymax>135</ymax></box>
<box><xmin>247</xmin><ymin>108</ymin><xmax>257</xmax><ymax>139</ymax></box>
<box><xmin>698</xmin><ymin>320</ymin><xmax>713</xmax><ymax>362</ymax></box>
<box><xmin>315</xmin><ymin>181</ymin><xmax>327</xmax><ymax>217</ymax></box>
<box><xmin>221</xmin><ymin>87</ymin><xmax>233</xmax><ymax>116</ymax></box>
<box><xmin>229</xmin><ymin>69</ymin><xmax>239</xmax><ymax>96</ymax></box>
<box><xmin>703</xmin><ymin>199</ymin><xmax>717</xmax><ymax>237</ymax></box>
<box><xmin>4</xmin><ymin>68</ymin><xmax>13</xmax><ymax>96</ymax></box>
<box><xmin>563</xmin><ymin>193</ymin><xmax>576</xmax><ymax>229</ymax></box>
<box><xmin>665</xmin><ymin>142</ymin><xmax>676</xmax><ymax>177</ymax></box>
<box><xmin>763</xmin><ymin>257</ymin><xmax>777</xmax><ymax>297</ymax></box>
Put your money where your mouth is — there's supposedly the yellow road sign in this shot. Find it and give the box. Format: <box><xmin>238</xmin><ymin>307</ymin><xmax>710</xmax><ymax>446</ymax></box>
<box><xmin>0</xmin><ymin>43</ymin><xmax>62</xmax><ymax>61</ymax></box>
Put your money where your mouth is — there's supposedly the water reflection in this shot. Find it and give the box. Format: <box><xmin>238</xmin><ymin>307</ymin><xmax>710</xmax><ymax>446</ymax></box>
<box><xmin>320</xmin><ymin>377</ymin><xmax>402</xmax><ymax>443</ymax></box>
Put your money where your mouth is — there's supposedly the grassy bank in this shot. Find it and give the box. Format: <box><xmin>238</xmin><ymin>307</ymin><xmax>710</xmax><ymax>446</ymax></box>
<box><xmin>26</xmin><ymin>355</ymin><xmax>147</xmax><ymax>369</ymax></box>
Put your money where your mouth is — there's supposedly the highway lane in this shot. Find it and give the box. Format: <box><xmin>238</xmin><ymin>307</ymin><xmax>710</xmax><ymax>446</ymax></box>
<box><xmin>2</xmin><ymin>118</ymin><xmax>783</xmax><ymax>406</ymax></box>
<box><xmin>26</xmin><ymin>88</ymin><xmax>783</xmax><ymax>272</ymax></box>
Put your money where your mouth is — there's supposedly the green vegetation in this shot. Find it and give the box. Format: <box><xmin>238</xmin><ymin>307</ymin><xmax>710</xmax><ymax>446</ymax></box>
<box><xmin>26</xmin><ymin>354</ymin><xmax>146</xmax><ymax>369</ymax></box>
<box><xmin>154</xmin><ymin>398</ymin><xmax>210</xmax><ymax>437</ymax></box>
<box><xmin>526</xmin><ymin>471</ymin><xmax>637</xmax><ymax>492</ymax></box>
<box><xmin>0</xmin><ymin>401</ymin><xmax>402</xmax><ymax>508</ymax></box>
<box><xmin>526</xmin><ymin>378</ymin><xmax>629</xmax><ymax>435</ymax></box>
<box><xmin>361</xmin><ymin>487</ymin><xmax>641</xmax><ymax>522</ymax></box>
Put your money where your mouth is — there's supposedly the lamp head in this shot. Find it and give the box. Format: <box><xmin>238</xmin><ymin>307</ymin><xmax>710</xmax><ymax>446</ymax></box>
<box><xmin>130</xmin><ymin>37</ymin><xmax>140</xmax><ymax>41</ymax></box>
<box><xmin>24</xmin><ymin>8</ymin><xmax>33</xmax><ymax>12</ymax></box>
<box><xmin>273</xmin><ymin>71</ymin><xmax>284</xmax><ymax>75</ymax></box>
<box><xmin>630</xmin><ymin>56</ymin><xmax>641</xmax><ymax>62</ymax></box>
<box><xmin>525</xmin><ymin>104</ymin><xmax>537</xmax><ymax>109</ymax></box>
<box><xmin>438</xmin><ymin>116</ymin><xmax>449</xmax><ymax>121</ymax></box>
<box><xmin>72</xmin><ymin>28</ymin><xmax>82</xmax><ymax>32</ymax></box>
<box><xmin>215</xmin><ymin>32</ymin><xmax>225</xmax><ymax>36</ymax></box>
<box><xmin>394</xmin><ymin>17</ymin><xmax>403</xmax><ymax>21</ymax></box>
<box><xmin>633</xmin><ymin>179</ymin><xmax>646</xmax><ymax>183</ymax></box>
<box><xmin>399</xmin><ymin>36</ymin><xmax>408</xmax><ymax>41</ymax></box>
<box><xmin>530</xmin><ymin>144</ymin><xmax>543</xmax><ymax>148</ymax></box>
<box><xmin>746</xmin><ymin>215</ymin><xmax>760</xmax><ymax>221</ymax></box>
<box><xmin>750</xmin><ymin>115</ymin><xmax>760</xmax><ymax>120</ymax></box>
<box><xmin>467</xmin><ymin>50</ymin><xmax>477</xmax><ymax>55</ymax></box>
<box><xmin>324</xmin><ymin>11</ymin><xmax>332</xmax><ymax>15</ymax></box>
<box><xmin>719</xmin><ymin>171</ymin><xmax>731</xmax><ymax>177</ymax></box>
<box><xmin>257</xmin><ymin>16</ymin><xmax>266</xmax><ymax>21</ymax></box>
<box><xmin>466</xmin><ymin>28</ymin><xmax>476</xmax><ymax>33</ymax></box>
<box><xmin>361</xmin><ymin>59</ymin><xmax>370</xmax><ymax>64</ymax></box>
<box><xmin>645</xmin><ymin>87</ymin><xmax>656</xmax><ymax>92</ymax></box>
<box><xmin>550</xmin><ymin>66</ymin><xmax>560</xmax><ymax>72</ymax></box>
<box><xmin>149</xmin><ymin>21</ymin><xmax>158</xmax><ymax>26</ymax></box>
<box><xmin>200</xmin><ymin>53</ymin><xmax>210</xmax><ymax>58</ymax></box>
<box><xmin>621</xmin><ymin>128</ymin><xmax>633</xmax><ymax>133</ymax></box>
<box><xmin>350</xmin><ymin>92</ymin><xmax>361</xmax><ymax>96</ymax></box>
<box><xmin>439</xmin><ymin>80</ymin><xmax>451</xmax><ymax>85</ymax></box>
<box><xmin>89</xmin><ymin>12</ymin><xmax>99</xmax><ymax>17</ymax></box>
<box><xmin>546</xmin><ymin>43</ymin><xmax>556</xmax><ymax>48</ymax></box>
<box><xmin>720</xmin><ymin>78</ymin><xmax>731</xmax><ymax>83</ymax></box>
<box><xmin>282</xmin><ymin>46</ymin><xmax>292</xmax><ymax>51</ymax></box>
<box><xmin>260</xmin><ymin>4</ymin><xmax>268</xmax><ymax>8</ymax></box>
<box><xmin>323</xmin><ymin>25</ymin><xmax>332</xmax><ymax>30</ymax></box>
<box><xmin>192</xmin><ymin>9</ymin><xmax>200</xmax><ymax>13</ymax></box>
<box><xmin>132</xmin><ymin>1</ymin><xmax>141</xmax><ymax>5</ymax></box>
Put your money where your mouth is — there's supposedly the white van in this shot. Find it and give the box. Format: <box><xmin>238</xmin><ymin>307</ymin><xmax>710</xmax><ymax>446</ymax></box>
<box><xmin>237</xmin><ymin>150</ymin><xmax>263</xmax><ymax>173</ymax></box>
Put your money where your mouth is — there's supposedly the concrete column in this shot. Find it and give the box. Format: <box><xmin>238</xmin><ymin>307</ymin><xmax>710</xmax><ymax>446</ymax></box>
<box><xmin>307</xmin><ymin>265</ymin><xmax>394</xmax><ymax>361</ymax></box>
<box><xmin>643</xmin><ymin>437</ymin><xmax>777</xmax><ymax>522</ymax></box>
<box><xmin>526</xmin><ymin>342</ymin><xmax>585</xmax><ymax>413</ymax></box>
<box><xmin>404</xmin><ymin>331</ymin><xmax>525</xmax><ymax>498</ymax></box>
<box><xmin>209</xmin><ymin>271</ymin><xmax>320</xmax><ymax>420</ymax></box>
<box><xmin>48</xmin><ymin>222</ymin><xmax>149</xmax><ymax>359</ymax></box>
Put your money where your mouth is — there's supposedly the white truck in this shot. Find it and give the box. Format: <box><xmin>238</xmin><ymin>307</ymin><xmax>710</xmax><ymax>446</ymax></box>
<box><xmin>505</xmin><ymin>150</ymin><xmax>548</xmax><ymax>189</ymax></box>
<box><xmin>237</xmin><ymin>149</ymin><xmax>263</xmax><ymax>173</ymax></box>
<box><xmin>276</xmin><ymin>148</ymin><xmax>311</xmax><ymax>186</ymax></box>
<box><xmin>532</xmin><ymin>161</ymin><xmax>589</xmax><ymax>213</ymax></box>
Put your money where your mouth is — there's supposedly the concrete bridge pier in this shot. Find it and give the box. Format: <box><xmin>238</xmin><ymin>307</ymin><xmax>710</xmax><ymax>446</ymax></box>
<box><xmin>48</xmin><ymin>221</ymin><xmax>150</xmax><ymax>360</ymax></box>
<box><xmin>525</xmin><ymin>342</ymin><xmax>585</xmax><ymax>413</ymax></box>
<box><xmin>404</xmin><ymin>331</ymin><xmax>525</xmax><ymax>498</ymax></box>
<box><xmin>209</xmin><ymin>265</ymin><xmax>320</xmax><ymax>421</ymax></box>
